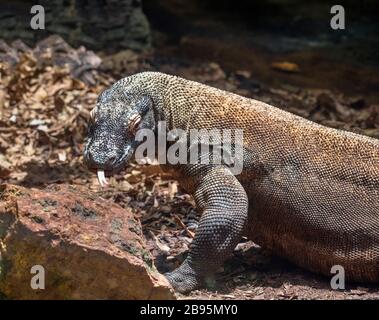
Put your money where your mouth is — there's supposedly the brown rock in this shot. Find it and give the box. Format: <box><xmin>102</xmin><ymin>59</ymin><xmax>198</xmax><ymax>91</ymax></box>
<box><xmin>0</xmin><ymin>184</ymin><xmax>174</xmax><ymax>300</ymax></box>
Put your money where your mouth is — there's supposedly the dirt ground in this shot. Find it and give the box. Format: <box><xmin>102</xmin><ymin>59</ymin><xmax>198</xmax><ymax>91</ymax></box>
<box><xmin>1</xmin><ymin>36</ymin><xmax>379</xmax><ymax>300</ymax></box>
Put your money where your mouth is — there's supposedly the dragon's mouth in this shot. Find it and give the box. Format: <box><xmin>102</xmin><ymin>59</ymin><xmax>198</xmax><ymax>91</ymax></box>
<box><xmin>86</xmin><ymin>167</ymin><xmax>113</xmax><ymax>187</ymax></box>
<box><xmin>85</xmin><ymin>146</ymin><xmax>133</xmax><ymax>187</ymax></box>
<box><xmin>94</xmin><ymin>163</ymin><xmax>127</xmax><ymax>187</ymax></box>
<box><xmin>88</xmin><ymin>165</ymin><xmax>124</xmax><ymax>187</ymax></box>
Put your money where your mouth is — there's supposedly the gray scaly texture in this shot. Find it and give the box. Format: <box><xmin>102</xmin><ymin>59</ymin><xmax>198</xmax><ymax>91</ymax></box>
<box><xmin>84</xmin><ymin>72</ymin><xmax>379</xmax><ymax>293</ymax></box>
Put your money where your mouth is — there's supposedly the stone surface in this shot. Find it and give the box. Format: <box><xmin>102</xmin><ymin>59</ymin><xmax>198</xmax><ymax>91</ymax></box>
<box><xmin>0</xmin><ymin>184</ymin><xmax>174</xmax><ymax>300</ymax></box>
<box><xmin>0</xmin><ymin>0</ymin><xmax>151</xmax><ymax>51</ymax></box>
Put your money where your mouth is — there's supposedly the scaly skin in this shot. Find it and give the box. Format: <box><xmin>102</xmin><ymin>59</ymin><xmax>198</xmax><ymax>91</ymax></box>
<box><xmin>84</xmin><ymin>72</ymin><xmax>379</xmax><ymax>293</ymax></box>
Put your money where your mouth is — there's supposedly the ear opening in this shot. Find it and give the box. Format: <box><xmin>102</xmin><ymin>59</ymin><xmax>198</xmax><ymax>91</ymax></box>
<box><xmin>129</xmin><ymin>113</ymin><xmax>142</xmax><ymax>134</ymax></box>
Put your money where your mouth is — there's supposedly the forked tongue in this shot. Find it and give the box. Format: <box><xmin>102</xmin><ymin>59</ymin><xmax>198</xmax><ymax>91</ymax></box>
<box><xmin>97</xmin><ymin>170</ymin><xmax>109</xmax><ymax>187</ymax></box>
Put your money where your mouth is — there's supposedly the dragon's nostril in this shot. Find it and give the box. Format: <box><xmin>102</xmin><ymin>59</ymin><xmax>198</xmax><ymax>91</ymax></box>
<box><xmin>84</xmin><ymin>146</ymin><xmax>121</xmax><ymax>169</ymax></box>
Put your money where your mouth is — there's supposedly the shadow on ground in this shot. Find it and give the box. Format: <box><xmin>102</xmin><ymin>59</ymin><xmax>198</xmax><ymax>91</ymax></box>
<box><xmin>15</xmin><ymin>160</ymin><xmax>91</xmax><ymax>187</ymax></box>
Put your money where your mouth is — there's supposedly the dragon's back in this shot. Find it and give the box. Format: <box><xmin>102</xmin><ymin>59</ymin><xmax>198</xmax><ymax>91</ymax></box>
<box><xmin>169</xmin><ymin>75</ymin><xmax>379</xmax><ymax>281</ymax></box>
<box><xmin>243</xmin><ymin>119</ymin><xmax>379</xmax><ymax>282</ymax></box>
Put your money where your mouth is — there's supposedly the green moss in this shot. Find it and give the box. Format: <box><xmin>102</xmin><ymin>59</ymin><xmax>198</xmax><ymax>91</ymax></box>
<box><xmin>142</xmin><ymin>249</ymin><xmax>157</xmax><ymax>273</ymax></box>
<box><xmin>141</xmin><ymin>249</ymin><xmax>153</xmax><ymax>267</ymax></box>
<box><xmin>123</xmin><ymin>243</ymin><xmax>139</xmax><ymax>256</ymax></box>
<box><xmin>111</xmin><ymin>218</ymin><xmax>123</xmax><ymax>232</ymax></box>
<box><xmin>71</xmin><ymin>203</ymin><xmax>98</xmax><ymax>220</ymax></box>
<box><xmin>127</xmin><ymin>218</ymin><xmax>142</xmax><ymax>236</ymax></box>
<box><xmin>38</xmin><ymin>199</ymin><xmax>58</xmax><ymax>208</ymax></box>
<box><xmin>31</xmin><ymin>216</ymin><xmax>44</xmax><ymax>224</ymax></box>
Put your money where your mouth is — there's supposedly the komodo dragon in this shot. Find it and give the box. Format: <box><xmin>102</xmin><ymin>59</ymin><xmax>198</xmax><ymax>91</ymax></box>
<box><xmin>83</xmin><ymin>71</ymin><xmax>379</xmax><ymax>293</ymax></box>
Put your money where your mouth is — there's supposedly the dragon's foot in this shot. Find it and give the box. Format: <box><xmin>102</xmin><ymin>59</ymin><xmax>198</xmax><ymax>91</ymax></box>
<box><xmin>165</xmin><ymin>260</ymin><xmax>203</xmax><ymax>293</ymax></box>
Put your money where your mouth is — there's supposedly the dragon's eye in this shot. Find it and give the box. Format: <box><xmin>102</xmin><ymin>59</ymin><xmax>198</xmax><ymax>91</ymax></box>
<box><xmin>128</xmin><ymin>113</ymin><xmax>141</xmax><ymax>134</ymax></box>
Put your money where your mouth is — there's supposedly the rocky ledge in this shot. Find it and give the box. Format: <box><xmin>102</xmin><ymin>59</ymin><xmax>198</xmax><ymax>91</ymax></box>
<box><xmin>0</xmin><ymin>184</ymin><xmax>174</xmax><ymax>300</ymax></box>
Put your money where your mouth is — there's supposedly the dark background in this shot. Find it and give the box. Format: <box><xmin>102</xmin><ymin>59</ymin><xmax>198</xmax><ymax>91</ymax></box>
<box><xmin>143</xmin><ymin>0</ymin><xmax>379</xmax><ymax>100</ymax></box>
<box><xmin>0</xmin><ymin>0</ymin><xmax>378</xmax><ymax>99</ymax></box>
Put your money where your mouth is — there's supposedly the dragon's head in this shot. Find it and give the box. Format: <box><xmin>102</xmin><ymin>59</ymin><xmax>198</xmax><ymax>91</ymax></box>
<box><xmin>83</xmin><ymin>83</ymin><xmax>155</xmax><ymax>185</ymax></box>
